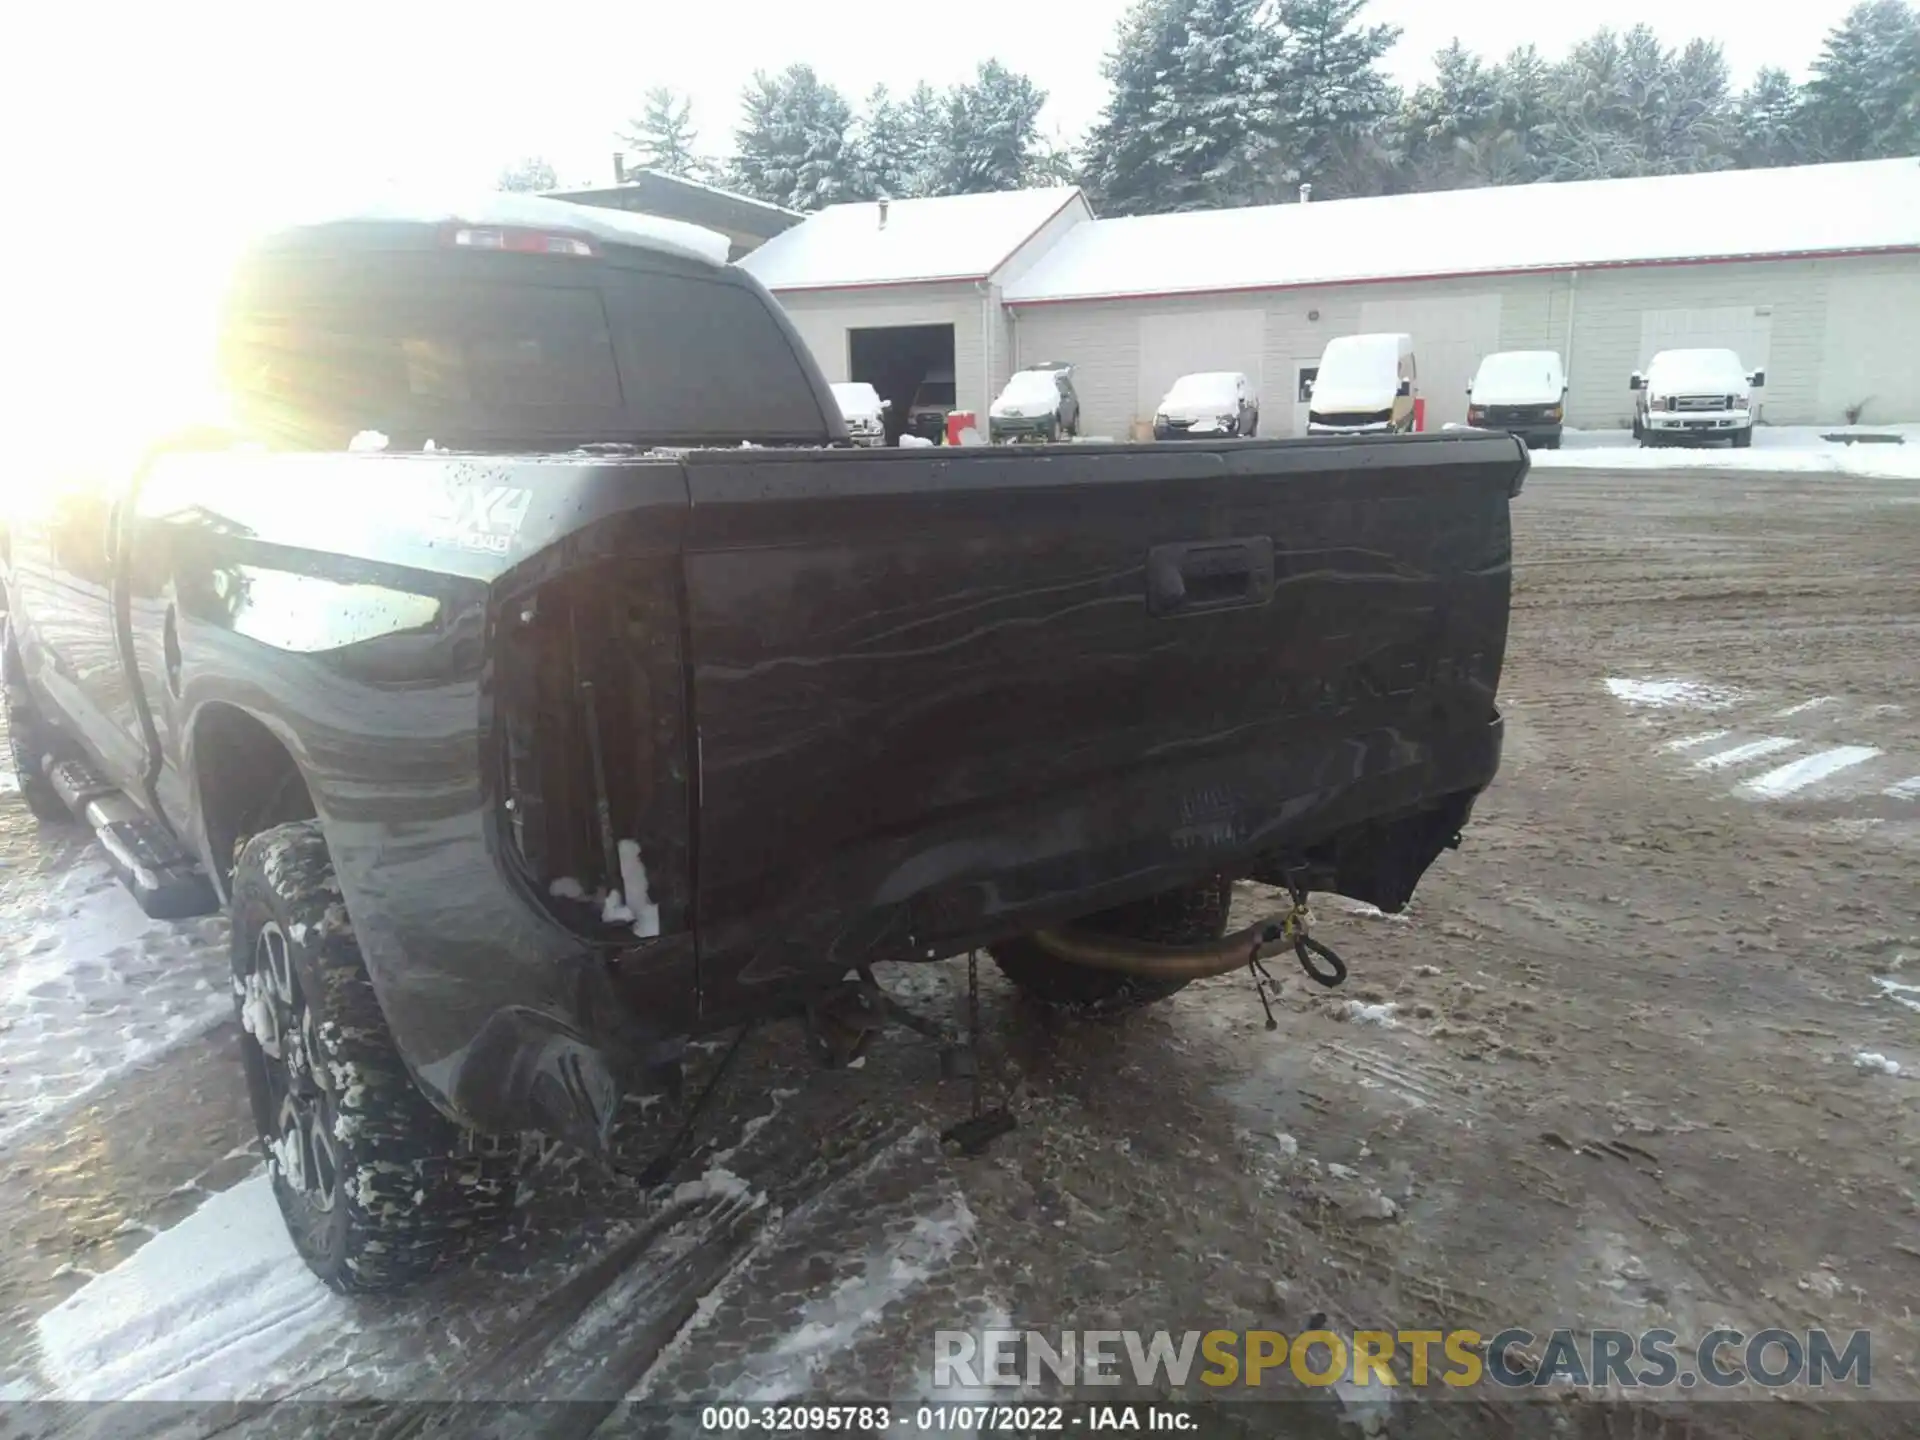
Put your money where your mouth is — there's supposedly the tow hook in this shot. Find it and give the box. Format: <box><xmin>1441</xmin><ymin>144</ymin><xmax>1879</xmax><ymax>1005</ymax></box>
<box><xmin>1279</xmin><ymin>876</ymin><xmax>1348</xmax><ymax>990</ymax></box>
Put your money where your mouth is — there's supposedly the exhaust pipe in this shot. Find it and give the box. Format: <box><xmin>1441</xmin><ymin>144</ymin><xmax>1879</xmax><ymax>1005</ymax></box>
<box><xmin>1029</xmin><ymin>917</ymin><xmax>1291</xmax><ymax>981</ymax></box>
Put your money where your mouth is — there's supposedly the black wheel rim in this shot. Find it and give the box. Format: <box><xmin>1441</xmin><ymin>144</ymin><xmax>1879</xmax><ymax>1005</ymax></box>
<box><xmin>244</xmin><ymin>922</ymin><xmax>339</xmax><ymax>1215</ymax></box>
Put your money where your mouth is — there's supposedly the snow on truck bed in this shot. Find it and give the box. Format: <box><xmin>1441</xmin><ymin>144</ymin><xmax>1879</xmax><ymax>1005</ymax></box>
<box><xmin>1002</xmin><ymin>158</ymin><xmax>1920</xmax><ymax>304</ymax></box>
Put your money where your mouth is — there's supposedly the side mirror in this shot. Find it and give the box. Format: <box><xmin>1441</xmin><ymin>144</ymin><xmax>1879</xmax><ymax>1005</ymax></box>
<box><xmin>1629</xmin><ymin>373</ymin><xmax>1645</xmax><ymax>391</ymax></box>
<box><xmin>1749</xmin><ymin>370</ymin><xmax>1766</xmax><ymax>388</ymax></box>
<box><xmin>882</xmin><ymin>397</ymin><xmax>893</xmax><ymax>410</ymax></box>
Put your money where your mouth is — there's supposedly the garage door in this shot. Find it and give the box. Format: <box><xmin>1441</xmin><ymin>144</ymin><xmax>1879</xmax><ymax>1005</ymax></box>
<box><xmin>1136</xmin><ymin>310</ymin><xmax>1266</xmax><ymax>422</ymax></box>
<box><xmin>1818</xmin><ymin>275</ymin><xmax>1920</xmax><ymax>425</ymax></box>
<box><xmin>1637</xmin><ymin>307</ymin><xmax>1772</xmax><ymax>375</ymax></box>
<box><xmin>1359</xmin><ymin>294</ymin><xmax>1502</xmax><ymax>428</ymax></box>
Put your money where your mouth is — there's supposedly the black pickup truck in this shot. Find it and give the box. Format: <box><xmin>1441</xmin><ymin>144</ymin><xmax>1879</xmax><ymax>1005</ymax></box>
<box><xmin>2</xmin><ymin>197</ymin><xmax>1523</xmax><ymax>1293</ymax></box>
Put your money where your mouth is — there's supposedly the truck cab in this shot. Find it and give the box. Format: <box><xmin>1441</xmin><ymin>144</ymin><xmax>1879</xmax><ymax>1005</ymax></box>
<box><xmin>1631</xmin><ymin>349</ymin><xmax>1764</xmax><ymax>448</ymax></box>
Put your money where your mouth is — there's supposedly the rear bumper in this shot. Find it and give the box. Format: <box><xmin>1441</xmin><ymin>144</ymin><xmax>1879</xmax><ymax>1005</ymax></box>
<box><xmin>692</xmin><ymin>710</ymin><xmax>1506</xmax><ymax>1025</ymax></box>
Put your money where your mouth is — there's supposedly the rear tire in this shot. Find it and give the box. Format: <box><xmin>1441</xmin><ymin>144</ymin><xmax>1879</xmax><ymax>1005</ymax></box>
<box><xmin>988</xmin><ymin>877</ymin><xmax>1231</xmax><ymax>1017</ymax></box>
<box><xmin>231</xmin><ymin>821</ymin><xmax>519</xmax><ymax>1293</ymax></box>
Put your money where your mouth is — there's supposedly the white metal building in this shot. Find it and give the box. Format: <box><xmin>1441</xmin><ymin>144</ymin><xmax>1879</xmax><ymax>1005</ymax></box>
<box><xmin>738</xmin><ymin>187</ymin><xmax>1092</xmax><ymax>428</ymax></box>
<box><xmin>745</xmin><ymin>159</ymin><xmax>1920</xmax><ymax>438</ymax></box>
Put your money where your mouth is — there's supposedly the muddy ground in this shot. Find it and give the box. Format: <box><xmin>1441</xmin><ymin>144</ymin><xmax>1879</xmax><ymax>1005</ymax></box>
<box><xmin>1</xmin><ymin>463</ymin><xmax>1916</xmax><ymax>1436</ymax></box>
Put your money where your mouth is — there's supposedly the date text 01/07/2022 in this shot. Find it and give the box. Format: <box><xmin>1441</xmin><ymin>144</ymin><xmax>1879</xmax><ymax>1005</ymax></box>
<box><xmin>697</xmin><ymin>1404</ymin><xmax>1195</xmax><ymax>1431</ymax></box>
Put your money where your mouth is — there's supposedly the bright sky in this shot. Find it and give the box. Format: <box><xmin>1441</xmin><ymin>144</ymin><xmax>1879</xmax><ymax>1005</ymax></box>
<box><xmin>3</xmin><ymin>0</ymin><xmax>1857</xmax><ymax>455</ymax></box>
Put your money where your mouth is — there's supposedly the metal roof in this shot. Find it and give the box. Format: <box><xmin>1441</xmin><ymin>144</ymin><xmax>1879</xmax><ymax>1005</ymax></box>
<box><xmin>1003</xmin><ymin>159</ymin><xmax>1920</xmax><ymax>305</ymax></box>
<box><xmin>738</xmin><ymin>187</ymin><xmax>1088</xmax><ymax>291</ymax></box>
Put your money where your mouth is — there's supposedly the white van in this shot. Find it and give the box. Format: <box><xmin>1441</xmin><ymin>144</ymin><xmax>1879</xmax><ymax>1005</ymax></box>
<box><xmin>1307</xmin><ymin>334</ymin><xmax>1417</xmax><ymax>435</ymax></box>
<box><xmin>1467</xmin><ymin>351</ymin><xmax>1568</xmax><ymax>449</ymax></box>
<box><xmin>1630</xmin><ymin>349</ymin><xmax>1764</xmax><ymax>448</ymax></box>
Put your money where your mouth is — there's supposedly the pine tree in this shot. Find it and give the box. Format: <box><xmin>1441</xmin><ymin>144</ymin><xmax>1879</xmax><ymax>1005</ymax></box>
<box><xmin>1482</xmin><ymin>44</ymin><xmax>1557</xmax><ymax>184</ymax></box>
<box><xmin>1802</xmin><ymin>0</ymin><xmax>1920</xmax><ymax>160</ymax></box>
<box><xmin>1736</xmin><ymin>67</ymin><xmax>1809</xmax><ymax>168</ymax></box>
<box><xmin>851</xmin><ymin>85</ymin><xmax>911</xmax><ymax>199</ymax></box>
<box><xmin>1403</xmin><ymin>40</ymin><xmax>1502</xmax><ymax>190</ymax></box>
<box><xmin>497</xmin><ymin>157</ymin><xmax>558</xmax><ymax>193</ymax></box>
<box><xmin>1080</xmin><ymin>0</ymin><xmax>1193</xmax><ymax>215</ymax></box>
<box><xmin>899</xmin><ymin>82</ymin><xmax>952</xmax><ymax>196</ymax></box>
<box><xmin>1268</xmin><ymin>0</ymin><xmax>1403</xmax><ymax>199</ymax></box>
<box><xmin>1151</xmin><ymin>0</ymin><xmax>1286</xmax><ymax>211</ymax></box>
<box><xmin>941</xmin><ymin>61</ymin><xmax>1048</xmax><ymax>194</ymax></box>
<box><xmin>729</xmin><ymin>65</ymin><xmax>858</xmax><ymax>211</ymax></box>
<box><xmin>621</xmin><ymin>87</ymin><xmax>703</xmax><ymax>178</ymax></box>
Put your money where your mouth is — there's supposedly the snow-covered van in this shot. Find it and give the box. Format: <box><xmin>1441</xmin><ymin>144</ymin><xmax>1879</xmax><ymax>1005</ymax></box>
<box><xmin>1467</xmin><ymin>351</ymin><xmax>1568</xmax><ymax>450</ymax></box>
<box><xmin>830</xmin><ymin>381</ymin><xmax>889</xmax><ymax>446</ymax></box>
<box><xmin>1307</xmin><ymin>334</ymin><xmax>1417</xmax><ymax>435</ymax></box>
<box><xmin>989</xmin><ymin>362</ymin><xmax>1080</xmax><ymax>442</ymax></box>
<box><xmin>1153</xmin><ymin>372</ymin><xmax>1260</xmax><ymax>440</ymax></box>
<box><xmin>1631</xmin><ymin>349</ymin><xmax>1765</xmax><ymax>448</ymax></box>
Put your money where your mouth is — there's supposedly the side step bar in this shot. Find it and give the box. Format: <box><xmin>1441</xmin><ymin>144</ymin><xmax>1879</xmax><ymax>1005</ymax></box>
<box><xmin>48</xmin><ymin>760</ymin><xmax>219</xmax><ymax>920</ymax></box>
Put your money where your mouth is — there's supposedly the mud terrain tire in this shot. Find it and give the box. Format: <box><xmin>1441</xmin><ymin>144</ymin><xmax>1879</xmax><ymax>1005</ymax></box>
<box><xmin>989</xmin><ymin>877</ymin><xmax>1232</xmax><ymax>1017</ymax></box>
<box><xmin>232</xmin><ymin>820</ymin><xmax>518</xmax><ymax>1293</ymax></box>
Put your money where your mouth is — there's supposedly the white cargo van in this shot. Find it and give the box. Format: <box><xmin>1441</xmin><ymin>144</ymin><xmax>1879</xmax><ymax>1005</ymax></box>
<box><xmin>1306</xmin><ymin>334</ymin><xmax>1417</xmax><ymax>435</ymax></box>
<box><xmin>1467</xmin><ymin>351</ymin><xmax>1568</xmax><ymax>449</ymax></box>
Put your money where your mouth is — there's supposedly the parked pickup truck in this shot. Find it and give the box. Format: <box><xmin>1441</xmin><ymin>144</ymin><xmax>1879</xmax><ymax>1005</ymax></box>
<box><xmin>2</xmin><ymin>197</ymin><xmax>1523</xmax><ymax>1293</ymax></box>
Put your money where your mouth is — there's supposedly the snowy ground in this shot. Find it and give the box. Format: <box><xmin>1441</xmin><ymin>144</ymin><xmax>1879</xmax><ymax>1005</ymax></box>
<box><xmin>1532</xmin><ymin>423</ymin><xmax>1920</xmax><ymax>478</ymax></box>
<box><xmin>1</xmin><ymin>461</ymin><xmax>1918</xmax><ymax>1434</ymax></box>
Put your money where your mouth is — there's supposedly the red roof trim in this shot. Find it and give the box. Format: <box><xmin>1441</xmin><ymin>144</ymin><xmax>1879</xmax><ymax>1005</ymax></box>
<box><xmin>1002</xmin><ymin>244</ymin><xmax>1920</xmax><ymax>307</ymax></box>
<box><xmin>767</xmin><ymin>274</ymin><xmax>996</xmax><ymax>294</ymax></box>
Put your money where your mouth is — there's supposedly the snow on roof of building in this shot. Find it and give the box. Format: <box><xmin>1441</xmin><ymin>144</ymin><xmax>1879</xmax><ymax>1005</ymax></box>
<box><xmin>1003</xmin><ymin>159</ymin><xmax>1920</xmax><ymax>305</ymax></box>
<box><xmin>738</xmin><ymin>187</ymin><xmax>1085</xmax><ymax>291</ymax></box>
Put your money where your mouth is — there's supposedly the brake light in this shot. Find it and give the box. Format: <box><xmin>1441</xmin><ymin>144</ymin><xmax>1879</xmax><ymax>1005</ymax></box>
<box><xmin>449</xmin><ymin>226</ymin><xmax>597</xmax><ymax>257</ymax></box>
<box><xmin>1467</xmin><ymin>406</ymin><xmax>1486</xmax><ymax>425</ymax></box>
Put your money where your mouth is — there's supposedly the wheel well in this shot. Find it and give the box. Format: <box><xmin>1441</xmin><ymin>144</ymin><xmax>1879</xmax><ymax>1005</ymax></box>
<box><xmin>194</xmin><ymin>705</ymin><xmax>317</xmax><ymax>895</ymax></box>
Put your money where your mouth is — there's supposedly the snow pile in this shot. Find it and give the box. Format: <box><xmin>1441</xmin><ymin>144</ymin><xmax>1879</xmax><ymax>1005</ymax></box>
<box><xmin>1605</xmin><ymin>678</ymin><xmax>1742</xmax><ymax>711</ymax></box>
<box><xmin>898</xmin><ymin>434</ymin><xmax>936</xmax><ymax>448</ymax></box>
<box><xmin>1742</xmin><ymin>745</ymin><xmax>1882</xmax><ymax>798</ymax></box>
<box><xmin>1852</xmin><ymin>1053</ymin><xmax>1901</xmax><ymax>1076</ymax></box>
<box><xmin>1343</xmin><ymin>1001</ymin><xmax>1400</xmax><ymax>1028</ymax></box>
<box><xmin>1535</xmin><ymin>426</ymin><xmax>1920</xmax><ymax>479</ymax></box>
<box><xmin>602</xmin><ymin>838</ymin><xmax>661</xmax><ymax>939</ymax></box>
<box><xmin>1874</xmin><ymin>977</ymin><xmax>1920</xmax><ymax>1015</ymax></box>
<box><xmin>33</xmin><ymin>1173</ymin><xmax>342</xmax><ymax>1400</ymax></box>
<box><xmin>0</xmin><ymin>861</ymin><xmax>230</xmax><ymax>1151</ymax></box>
<box><xmin>731</xmin><ymin>1195</ymin><xmax>978</xmax><ymax>1404</ymax></box>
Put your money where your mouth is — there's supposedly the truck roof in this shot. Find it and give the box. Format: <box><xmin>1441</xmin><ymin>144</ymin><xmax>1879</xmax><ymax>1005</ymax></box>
<box><xmin>252</xmin><ymin>193</ymin><xmax>732</xmax><ymax>269</ymax></box>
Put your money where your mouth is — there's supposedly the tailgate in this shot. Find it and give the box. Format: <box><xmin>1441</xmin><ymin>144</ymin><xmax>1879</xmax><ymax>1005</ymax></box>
<box><xmin>682</xmin><ymin>434</ymin><xmax>1522</xmax><ymax>986</ymax></box>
